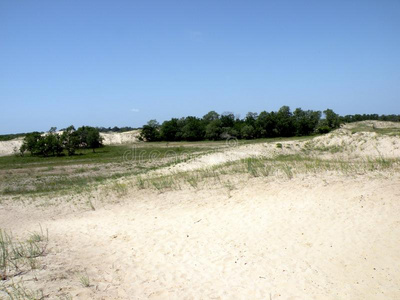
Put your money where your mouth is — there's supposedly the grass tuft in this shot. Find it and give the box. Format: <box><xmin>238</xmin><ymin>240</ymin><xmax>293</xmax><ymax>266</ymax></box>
<box><xmin>79</xmin><ymin>273</ymin><xmax>91</xmax><ymax>287</ymax></box>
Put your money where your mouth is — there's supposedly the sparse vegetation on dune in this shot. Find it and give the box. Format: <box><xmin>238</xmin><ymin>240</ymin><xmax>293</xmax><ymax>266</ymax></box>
<box><xmin>0</xmin><ymin>227</ymin><xmax>48</xmax><ymax>281</ymax></box>
<box><xmin>133</xmin><ymin>154</ymin><xmax>400</xmax><ymax>192</ymax></box>
<box><xmin>0</xmin><ymin>228</ymin><xmax>48</xmax><ymax>299</ymax></box>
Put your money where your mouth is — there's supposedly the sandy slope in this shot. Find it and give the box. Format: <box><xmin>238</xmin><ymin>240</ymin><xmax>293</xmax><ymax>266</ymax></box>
<box><xmin>1</xmin><ymin>174</ymin><xmax>400</xmax><ymax>299</ymax></box>
<box><xmin>0</xmin><ymin>138</ymin><xmax>23</xmax><ymax>157</ymax></box>
<box><xmin>99</xmin><ymin>130</ymin><xmax>140</xmax><ymax>145</ymax></box>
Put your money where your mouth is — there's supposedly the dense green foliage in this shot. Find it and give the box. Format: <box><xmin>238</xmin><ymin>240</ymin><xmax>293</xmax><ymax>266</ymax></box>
<box><xmin>95</xmin><ymin>126</ymin><xmax>138</xmax><ymax>133</ymax></box>
<box><xmin>0</xmin><ymin>133</ymin><xmax>27</xmax><ymax>141</ymax></box>
<box><xmin>340</xmin><ymin>114</ymin><xmax>400</xmax><ymax>123</ymax></box>
<box><xmin>139</xmin><ymin>106</ymin><xmax>336</xmax><ymax>141</ymax></box>
<box><xmin>20</xmin><ymin>126</ymin><xmax>103</xmax><ymax>157</ymax></box>
<box><xmin>139</xmin><ymin>107</ymin><xmax>400</xmax><ymax>142</ymax></box>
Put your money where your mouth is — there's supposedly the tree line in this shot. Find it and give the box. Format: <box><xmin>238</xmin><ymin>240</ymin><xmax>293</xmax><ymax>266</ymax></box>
<box><xmin>139</xmin><ymin>106</ymin><xmax>400</xmax><ymax>142</ymax></box>
<box><xmin>94</xmin><ymin>126</ymin><xmax>138</xmax><ymax>133</ymax></box>
<box><xmin>20</xmin><ymin>126</ymin><xmax>103</xmax><ymax>157</ymax></box>
<box><xmin>341</xmin><ymin>114</ymin><xmax>400</xmax><ymax>123</ymax></box>
<box><xmin>139</xmin><ymin>106</ymin><xmax>339</xmax><ymax>142</ymax></box>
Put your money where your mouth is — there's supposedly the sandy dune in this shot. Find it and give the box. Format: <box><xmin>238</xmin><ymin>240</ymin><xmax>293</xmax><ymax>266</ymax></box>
<box><xmin>1</xmin><ymin>122</ymin><xmax>400</xmax><ymax>299</ymax></box>
<box><xmin>1</xmin><ymin>174</ymin><xmax>399</xmax><ymax>299</ymax></box>
<box><xmin>99</xmin><ymin>130</ymin><xmax>140</xmax><ymax>145</ymax></box>
<box><xmin>0</xmin><ymin>138</ymin><xmax>23</xmax><ymax>157</ymax></box>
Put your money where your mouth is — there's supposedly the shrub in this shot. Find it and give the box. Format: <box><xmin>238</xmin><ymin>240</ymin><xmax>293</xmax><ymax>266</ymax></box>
<box><xmin>20</xmin><ymin>126</ymin><xmax>103</xmax><ymax>156</ymax></box>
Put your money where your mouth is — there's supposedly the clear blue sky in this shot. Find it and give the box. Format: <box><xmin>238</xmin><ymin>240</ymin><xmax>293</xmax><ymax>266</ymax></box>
<box><xmin>1</xmin><ymin>0</ymin><xmax>399</xmax><ymax>134</ymax></box>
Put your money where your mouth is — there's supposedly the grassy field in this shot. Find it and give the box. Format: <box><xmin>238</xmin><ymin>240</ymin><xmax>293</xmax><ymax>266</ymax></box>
<box><xmin>0</xmin><ymin>144</ymin><xmax>213</xmax><ymax>196</ymax></box>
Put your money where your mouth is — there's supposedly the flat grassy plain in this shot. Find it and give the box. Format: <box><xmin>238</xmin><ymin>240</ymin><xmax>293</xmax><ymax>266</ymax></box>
<box><xmin>0</xmin><ymin>144</ymin><xmax>212</xmax><ymax>196</ymax></box>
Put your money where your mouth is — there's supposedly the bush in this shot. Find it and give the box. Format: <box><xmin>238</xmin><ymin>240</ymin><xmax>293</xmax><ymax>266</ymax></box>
<box><xmin>20</xmin><ymin>126</ymin><xmax>103</xmax><ymax>157</ymax></box>
<box><xmin>139</xmin><ymin>120</ymin><xmax>160</xmax><ymax>142</ymax></box>
<box><xmin>317</xmin><ymin>125</ymin><xmax>331</xmax><ymax>134</ymax></box>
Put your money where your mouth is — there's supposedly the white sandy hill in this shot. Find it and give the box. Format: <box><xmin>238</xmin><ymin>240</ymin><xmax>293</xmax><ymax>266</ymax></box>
<box><xmin>285</xmin><ymin>122</ymin><xmax>400</xmax><ymax>159</ymax></box>
<box><xmin>308</xmin><ymin>127</ymin><xmax>400</xmax><ymax>159</ymax></box>
<box><xmin>0</xmin><ymin>130</ymin><xmax>140</xmax><ymax>157</ymax></box>
<box><xmin>0</xmin><ymin>138</ymin><xmax>24</xmax><ymax>156</ymax></box>
<box><xmin>100</xmin><ymin>130</ymin><xmax>140</xmax><ymax>145</ymax></box>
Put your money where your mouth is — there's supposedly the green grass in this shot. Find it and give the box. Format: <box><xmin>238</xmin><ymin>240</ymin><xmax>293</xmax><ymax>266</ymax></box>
<box><xmin>0</xmin><ymin>144</ymin><xmax>215</xmax><ymax>169</ymax></box>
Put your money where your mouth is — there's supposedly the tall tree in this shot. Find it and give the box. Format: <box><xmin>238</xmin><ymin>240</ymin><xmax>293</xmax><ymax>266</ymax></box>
<box><xmin>324</xmin><ymin>109</ymin><xmax>341</xmax><ymax>129</ymax></box>
<box><xmin>139</xmin><ymin>120</ymin><xmax>160</xmax><ymax>142</ymax></box>
<box><xmin>276</xmin><ymin>106</ymin><xmax>295</xmax><ymax>137</ymax></box>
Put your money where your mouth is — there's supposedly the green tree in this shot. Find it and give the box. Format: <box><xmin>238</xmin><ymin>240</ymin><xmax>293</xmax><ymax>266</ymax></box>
<box><xmin>20</xmin><ymin>132</ymin><xmax>42</xmax><ymax>156</ymax></box>
<box><xmin>256</xmin><ymin>111</ymin><xmax>277</xmax><ymax>137</ymax></box>
<box><xmin>220</xmin><ymin>112</ymin><xmax>235</xmax><ymax>128</ymax></box>
<box><xmin>324</xmin><ymin>109</ymin><xmax>341</xmax><ymax>129</ymax></box>
<box><xmin>202</xmin><ymin>111</ymin><xmax>220</xmax><ymax>123</ymax></box>
<box><xmin>293</xmin><ymin>108</ymin><xmax>321</xmax><ymax>136</ymax></box>
<box><xmin>241</xmin><ymin>124</ymin><xmax>255</xmax><ymax>139</ymax></box>
<box><xmin>276</xmin><ymin>106</ymin><xmax>295</xmax><ymax>137</ymax></box>
<box><xmin>86</xmin><ymin>127</ymin><xmax>103</xmax><ymax>152</ymax></box>
<box><xmin>160</xmin><ymin>118</ymin><xmax>180</xmax><ymax>141</ymax></box>
<box><xmin>205</xmin><ymin>119</ymin><xmax>222</xmax><ymax>140</ymax></box>
<box><xmin>45</xmin><ymin>128</ymin><xmax>63</xmax><ymax>156</ymax></box>
<box><xmin>61</xmin><ymin>126</ymin><xmax>79</xmax><ymax>156</ymax></box>
<box><xmin>139</xmin><ymin>120</ymin><xmax>160</xmax><ymax>142</ymax></box>
<box><xmin>245</xmin><ymin>112</ymin><xmax>257</xmax><ymax>126</ymax></box>
<box><xmin>181</xmin><ymin>117</ymin><xmax>205</xmax><ymax>141</ymax></box>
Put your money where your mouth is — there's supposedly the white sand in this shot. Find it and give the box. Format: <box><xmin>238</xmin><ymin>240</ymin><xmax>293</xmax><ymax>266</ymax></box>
<box><xmin>99</xmin><ymin>130</ymin><xmax>140</xmax><ymax>145</ymax></box>
<box><xmin>1</xmin><ymin>174</ymin><xmax>399</xmax><ymax>299</ymax></box>
<box><xmin>0</xmin><ymin>138</ymin><xmax>23</xmax><ymax>157</ymax></box>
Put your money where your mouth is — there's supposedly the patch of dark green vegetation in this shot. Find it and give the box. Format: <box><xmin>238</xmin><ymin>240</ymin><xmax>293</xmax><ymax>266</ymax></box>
<box><xmin>0</xmin><ymin>133</ymin><xmax>26</xmax><ymax>141</ymax></box>
<box><xmin>139</xmin><ymin>106</ymin><xmax>400</xmax><ymax>143</ymax></box>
